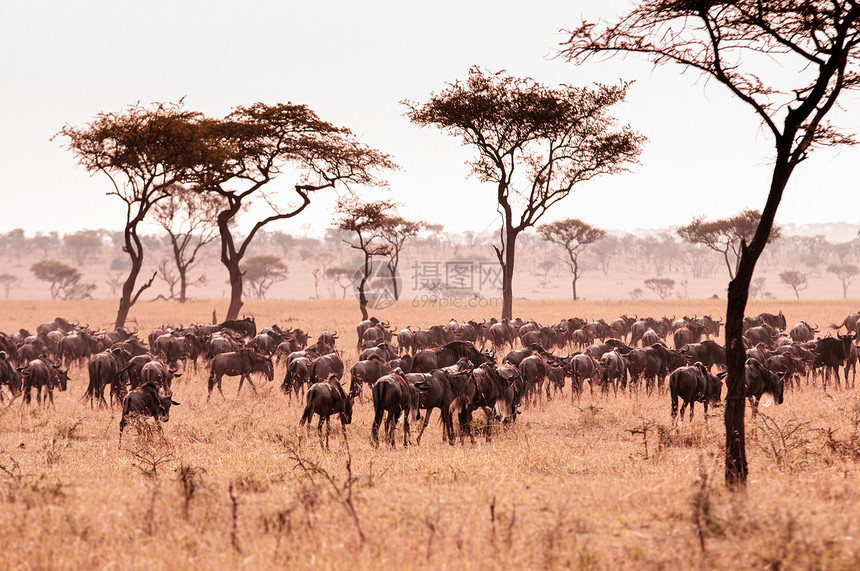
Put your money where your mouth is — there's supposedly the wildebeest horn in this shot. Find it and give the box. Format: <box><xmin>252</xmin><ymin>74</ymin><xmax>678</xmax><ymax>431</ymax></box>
<box><xmin>170</xmin><ymin>399</ymin><xmax>181</xmax><ymax>405</ymax></box>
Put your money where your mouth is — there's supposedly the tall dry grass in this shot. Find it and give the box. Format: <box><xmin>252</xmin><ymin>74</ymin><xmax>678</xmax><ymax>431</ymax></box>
<box><xmin>0</xmin><ymin>298</ymin><xmax>859</xmax><ymax>569</ymax></box>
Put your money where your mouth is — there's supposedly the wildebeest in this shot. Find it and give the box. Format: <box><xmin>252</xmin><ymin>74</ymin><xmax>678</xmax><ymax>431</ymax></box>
<box><xmin>309</xmin><ymin>352</ymin><xmax>345</xmax><ymax>383</ymax></box>
<box><xmin>408</xmin><ymin>358</ymin><xmax>473</xmax><ymax>445</ymax></box>
<box><xmin>57</xmin><ymin>329</ymin><xmax>100</xmax><ymax>367</ymax></box>
<box><xmin>0</xmin><ymin>352</ymin><xmax>22</xmax><ymax>400</ymax></box>
<box><xmin>599</xmin><ymin>349</ymin><xmax>627</xmax><ymax>395</ymax></box>
<box><xmin>789</xmin><ymin>321</ymin><xmax>818</xmax><ymax>343</ymax></box>
<box><xmin>744</xmin><ymin>311</ymin><xmax>787</xmax><ymax>332</ymax></box>
<box><xmin>669</xmin><ymin>363</ymin><xmax>723</xmax><ymax>424</ymax></box>
<box><xmin>119</xmin><ymin>383</ymin><xmax>179</xmax><ymax>445</ymax></box>
<box><xmin>86</xmin><ymin>347</ymin><xmax>132</xmax><ymax>408</ymax></box>
<box><xmin>282</xmin><ymin>356</ymin><xmax>312</xmax><ymax>400</ymax></box>
<box><xmin>18</xmin><ymin>359</ymin><xmax>69</xmax><ymax>405</ymax></box>
<box><xmin>450</xmin><ymin>362</ymin><xmax>521</xmax><ymax>444</ymax></box>
<box><xmin>569</xmin><ymin>353</ymin><xmax>602</xmax><ymax>400</ymax></box>
<box><xmin>299</xmin><ymin>374</ymin><xmax>354</xmax><ymax>448</ymax></box>
<box><xmin>207</xmin><ymin>349</ymin><xmax>274</xmax><ymax>400</ymax></box>
<box><xmin>831</xmin><ymin>312</ymin><xmax>860</xmax><ymax>336</ymax></box>
<box><xmin>347</xmin><ymin>354</ymin><xmax>391</xmax><ymax>398</ymax></box>
<box><xmin>745</xmin><ymin>358</ymin><xmax>785</xmax><ymax>418</ymax></box>
<box><xmin>744</xmin><ymin>323</ymin><xmax>780</xmax><ymax>348</ymax></box>
<box><xmin>412</xmin><ymin>341</ymin><xmax>491</xmax><ymax>373</ymax></box>
<box><xmin>680</xmin><ymin>340</ymin><xmax>726</xmax><ymax>372</ymax></box>
<box><xmin>36</xmin><ymin>317</ymin><xmax>76</xmax><ymax>336</ymax></box>
<box><xmin>810</xmin><ymin>334</ymin><xmax>855</xmax><ymax>390</ymax></box>
<box><xmin>518</xmin><ymin>354</ymin><xmax>550</xmax><ymax>404</ymax></box>
<box><xmin>371</xmin><ymin>369</ymin><xmax>421</xmax><ymax>447</ymax></box>
<box><xmin>140</xmin><ymin>360</ymin><xmax>180</xmax><ymax>396</ymax></box>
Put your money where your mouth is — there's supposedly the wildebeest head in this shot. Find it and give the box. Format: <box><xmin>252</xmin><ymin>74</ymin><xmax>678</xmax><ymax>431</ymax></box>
<box><xmin>53</xmin><ymin>364</ymin><xmax>69</xmax><ymax>391</ymax></box>
<box><xmin>157</xmin><ymin>390</ymin><xmax>180</xmax><ymax>422</ymax></box>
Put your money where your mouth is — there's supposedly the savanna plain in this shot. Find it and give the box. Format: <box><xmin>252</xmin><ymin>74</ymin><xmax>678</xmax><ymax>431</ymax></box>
<box><xmin>3</xmin><ymin>297</ymin><xmax>860</xmax><ymax>570</ymax></box>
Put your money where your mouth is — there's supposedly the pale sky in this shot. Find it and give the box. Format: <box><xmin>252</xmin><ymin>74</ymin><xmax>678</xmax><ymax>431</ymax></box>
<box><xmin>1</xmin><ymin>1</ymin><xmax>858</xmax><ymax>239</ymax></box>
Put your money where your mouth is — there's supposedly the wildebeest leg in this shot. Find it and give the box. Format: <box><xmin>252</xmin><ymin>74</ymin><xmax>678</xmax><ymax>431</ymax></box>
<box><xmin>689</xmin><ymin>401</ymin><xmax>695</xmax><ymax>422</ymax></box>
<box><xmin>416</xmin><ymin>408</ymin><xmax>433</xmax><ymax>445</ymax></box>
<box><xmin>325</xmin><ymin>416</ymin><xmax>331</xmax><ymax>449</ymax></box>
<box><xmin>403</xmin><ymin>417</ymin><xmax>410</xmax><ymax>448</ymax></box>
<box><xmin>371</xmin><ymin>407</ymin><xmax>383</xmax><ymax>447</ymax></box>
<box><xmin>247</xmin><ymin>376</ymin><xmax>258</xmax><ymax>394</ymax></box>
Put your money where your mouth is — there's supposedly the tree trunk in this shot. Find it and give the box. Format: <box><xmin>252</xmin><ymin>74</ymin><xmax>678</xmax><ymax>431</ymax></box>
<box><xmin>724</xmin><ymin>157</ymin><xmax>791</xmax><ymax>488</ymax></box>
<box><xmin>358</xmin><ymin>253</ymin><xmax>371</xmax><ymax>321</ymax></box>
<box><xmin>115</xmin><ymin>224</ymin><xmax>144</xmax><ymax>330</ymax></box>
<box><xmin>572</xmin><ymin>258</ymin><xmax>580</xmax><ymax>301</ymax></box>
<box><xmin>178</xmin><ymin>264</ymin><xmax>188</xmax><ymax>303</ymax></box>
<box><xmin>500</xmin><ymin>229</ymin><xmax>517</xmax><ymax>320</ymax></box>
<box><xmin>388</xmin><ymin>264</ymin><xmax>400</xmax><ymax>301</ymax></box>
<box><xmin>225</xmin><ymin>258</ymin><xmax>244</xmax><ymax>321</ymax></box>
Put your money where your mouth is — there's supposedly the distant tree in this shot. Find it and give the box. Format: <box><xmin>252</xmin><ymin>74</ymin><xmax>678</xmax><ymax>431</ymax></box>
<box><xmin>827</xmin><ymin>264</ymin><xmax>859</xmax><ymax>299</ymax></box>
<box><xmin>537</xmin><ymin>218</ymin><xmax>606</xmax><ymax>300</ymax></box>
<box><xmin>377</xmin><ymin>215</ymin><xmax>425</xmax><ymax>301</ymax></box>
<box><xmin>57</xmin><ymin>101</ymin><xmax>199</xmax><ymax>328</ymax></box>
<box><xmin>267</xmin><ymin>231</ymin><xmax>295</xmax><ymax>258</ymax></box>
<box><xmin>31</xmin><ymin>232</ymin><xmax>61</xmax><ymax>259</ymax></box>
<box><xmin>192</xmin><ymin>103</ymin><xmax>395</xmax><ymax>321</ymax></box>
<box><xmin>629</xmin><ymin>287</ymin><xmax>644</xmax><ymax>301</ymax></box>
<box><xmin>591</xmin><ymin>235</ymin><xmax>619</xmax><ymax>276</ymax></box>
<box><xmin>779</xmin><ymin>271</ymin><xmax>808</xmax><ymax>299</ymax></box>
<box><xmin>0</xmin><ymin>274</ymin><xmax>19</xmax><ymax>299</ymax></box>
<box><xmin>64</xmin><ymin>230</ymin><xmax>103</xmax><ymax>266</ymax></box>
<box><xmin>30</xmin><ymin>260</ymin><xmax>94</xmax><ymax>300</ymax></box>
<box><xmin>405</xmin><ymin>67</ymin><xmax>643</xmax><ymax>319</ymax></box>
<box><xmin>151</xmin><ymin>184</ymin><xmax>222</xmax><ymax>302</ymax></box>
<box><xmin>537</xmin><ymin>258</ymin><xmax>555</xmax><ymax>288</ymax></box>
<box><xmin>335</xmin><ymin>198</ymin><xmax>394</xmax><ymax>319</ymax></box>
<box><xmin>644</xmin><ymin>277</ymin><xmax>675</xmax><ymax>300</ymax></box>
<box><xmin>241</xmin><ymin>255</ymin><xmax>288</xmax><ymax>299</ymax></box>
<box><xmin>750</xmin><ymin>277</ymin><xmax>768</xmax><ymax>300</ymax></box>
<box><xmin>0</xmin><ymin>229</ymin><xmax>27</xmax><ymax>258</ymax></box>
<box><xmin>326</xmin><ymin>267</ymin><xmax>355</xmax><ymax>299</ymax></box>
<box><xmin>678</xmin><ymin>210</ymin><xmax>780</xmax><ymax>280</ymax></box>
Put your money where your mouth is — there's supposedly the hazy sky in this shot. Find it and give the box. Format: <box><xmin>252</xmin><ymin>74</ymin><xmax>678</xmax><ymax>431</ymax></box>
<box><xmin>2</xmin><ymin>1</ymin><xmax>858</xmax><ymax>238</ymax></box>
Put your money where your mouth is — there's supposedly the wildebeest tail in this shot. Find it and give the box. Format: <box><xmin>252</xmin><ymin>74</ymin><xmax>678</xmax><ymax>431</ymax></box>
<box><xmin>299</xmin><ymin>392</ymin><xmax>315</xmax><ymax>426</ymax></box>
<box><xmin>669</xmin><ymin>374</ymin><xmax>680</xmax><ymax>419</ymax></box>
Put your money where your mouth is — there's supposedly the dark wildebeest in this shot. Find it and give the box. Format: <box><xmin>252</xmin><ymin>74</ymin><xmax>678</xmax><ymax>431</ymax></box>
<box><xmin>744</xmin><ymin>323</ymin><xmax>780</xmax><ymax>349</ymax></box>
<box><xmin>309</xmin><ymin>352</ymin><xmax>345</xmax><ymax>383</ymax></box>
<box><xmin>220</xmin><ymin>317</ymin><xmax>257</xmax><ymax>339</ymax></box>
<box><xmin>36</xmin><ymin>317</ymin><xmax>76</xmax><ymax>336</ymax></box>
<box><xmin>412</xmin><ymin>341</ymin><xmax>491</xmax><ymax>373</ymax></box>
<box><xmin>207</xmin><ymin>349</ymin><xmax>274</xmax><ymax>400</ymax></box>
<box><xmin>744</xmin><ymin>311</ymin><xmax>787</xmax><ymax>332</ymax></box>
<box><xmin>673</xmin><ymin>327</ymin><xmax>696</xmax><ymax>351</ymax></box>
<box><xmin>152</xmin><ymin>333</ymin><xmax>182</xmax><ymax>367</ymax></box>
<box><xmin>358</xmin><ymin>342</ymin><xmax>397</xmax><ymax>362</ymax></box>
<box><xmin>347</xmin><ymin>354</ymin><xmax>391</xmax><ymax>398</ymax></box>
<box><xmin>831</xmin><ymin>312</ymin><xmax>860</xmax><ymax>336</ymax></box>
<box><xmin>119</xmin><ymin>383</ymin><xmax>179</xmax><ymax>446</ymax></box>
<box><xmin>450</xmin><ymin>362</ymin><xmax>521</xmax><ymax>444</ymax></box>
<box><xmin>140</xmin><ymin>360</ymin><xmax>181</xmax><ymax>396</ymax></box>
<box><xmin>18</xmin><ymin>359</ymin><xmax>69</xmax><ymax>405</ymax></box>
<box><xmin>569</xmin><ymin>353</ymin><xmax>602</xmax><ymax>400</ymax></box>
<box><xmin>86</xmin><ymin>347</ymin><xmax>132</xmax><ymax>408</ymax></box>
<box><xmin>487</xmin><ymin>320</ymin><xmax>518</xmax><ymax>352</ymax></box>
<box><xmin>680</xmin><ymin>340</ymin><xmax>726</xmax><ymax>372</ymax></box>
<box><xmin>599</xmin><ymin>350</ymin><xmax>627</xmax><ymax>395</ymax></box>
<box><xmin>299</xmin><ymin>374</ymin><xmax>354</xmax><ymax>449</ymax></box>
<box><xmin>397</xmin><ymin>326</ymin><xmax>414</xmax><ymax>355</ymax></box>
<box><xmin>118</xmin><ymin>354</ymin><xmax>155</xmax><ymax>391</ymax></box>
<box><xmin>789</xmin><ymin>321</ymin><xmax>818</xmax><ymax>343</ymax></box>
<box><xmin>669</xmin><ymin>363</ymin><xmax>723</xmax><ymax>424</ymax></box>
<box><xmin>503</xmin><ymin>343</ymin><xmax>548</xmax><ymax>367</ymax></box>
<box><xmin>625</xmin><ymin>343</ymin><xmax>674</xmax><ymax>395</ymax></box>
<box><xmin>696</xmin><ymin>315</ymin><xmax>722</xmax><ymax>339</ymax></box>
<box><xmin>519</xmin><ymin>354</ymin><xmax>549</xmax><ymax>404</ymax></box>
<box><xmin>371</xmin><ymin>369</ymin><xmax>421</xmax><ymax>447</ymax></box>
<box><xmin>0</xmin><ymin>352</ymin><xmax>22</xmax><ymax>401</ymax></box>
<box><xmin>408</xmin><ymin>358</ymin><xmax>473</xmax><ymax>445</ymax></box>
<box><xmin>609</xmin><ymin>315</ymin><xmax>636</xmax><ymax>343</ymax></box>
<box><xmin>811</xmin><ymin>334</ymin><xmax>855</xmax><ymax>390</ymax></box>
<box><xmin>765</xmin><ymin>352</ymin><xmax>807</xmax><ymax>390</ymax></box>
<box><xmin>745</xmin><ymin>358</ymin><xmax>785</xmax><ymax>418</ymax></box>
<box><xmin>57</xmin><ymin>329</ymin><xmax>100</xmax><ymax>367</ymax></box>
<box><xmin>282</xmin><ymin>356</ymin><xmax>312</xmax><ymax>400</ymax></box>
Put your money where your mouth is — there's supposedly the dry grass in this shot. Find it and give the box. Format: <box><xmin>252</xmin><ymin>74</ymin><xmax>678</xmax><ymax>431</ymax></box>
<box><xmin>2</xmin><ymin>298</ymin><xmax>860</xmax><ymax>569</ymax></box>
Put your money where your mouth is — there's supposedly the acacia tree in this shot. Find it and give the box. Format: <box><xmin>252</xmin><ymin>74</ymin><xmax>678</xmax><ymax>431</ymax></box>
<box><xmin>31</xmin><ymin>260</ymin><xmax>82</xmax><ymax>299</ymax></box>
<box><xmin>58</xmin><ymin>102</ymin><xmax>199</xmax><ymax>328</ymax></box>
<box><xmin>193</xmin><ymin>103</ymin><xmax>395</xmax><ymax>320</ymax></box>
<box><xmin>0</xmin><ymin>274</ymin><xmax>18</xmax><ymax>299</ymax></box>
<box><xmin>64</xmin><ymin>231</ymin><xmax>103</xmax><ymax>266</ymax></box>
<box><xmin>827</xmin><ymin>264</ymin><xmax>858</xmax><ymax>298</ymax></box>
<box><xmin>334</xmin><ymin>198</ymin><xmax>394</xmax><ymax>320</ymax></box>
<box><xmin>405</xmin><ymin>67</ymin><xmax>644</xmax><ymax>319</ymax></box>
<box><xmin>678</xmin><ymin>210</ymin><xmax>780</xmax><ymax>279</ymax></box>
<box><xmin>779</xmin><ymin>270</ymin><xmax>808</xmax><ymax>298</ymax></box>
<box><xmin>563</xmin><ymin>1</ymin><xmax>860</xmax><ymax>486</ymax></box>
<box><xmin>377</xmin><ymin>216</ymin><xmax>425</xmax><ymax>301</ymax></box>
<box><xmin>644</xmin><ymin>277</ymin><xmax>675</xmax><ymax>300</ymax></box>
<box><xmin>537</xmin><ymin>218</ymin><xmax>606</xmax><ymax>300</ymax></box>
<box><xmin>241</xmin><ymin>255</ymin><xmax>288</xmax><ymax>299</ymax></box>
<box><xmin>151</xmin><ymin>184</ymin><xmax>222</xmax><ymax>302</ymax></box>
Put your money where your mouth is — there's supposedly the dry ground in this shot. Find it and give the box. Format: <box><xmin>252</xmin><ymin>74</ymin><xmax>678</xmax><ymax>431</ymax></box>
<box><xmin>1</xmin><ymin>298</ymin><xmax>860</xmax><ymax>569</ymax></box>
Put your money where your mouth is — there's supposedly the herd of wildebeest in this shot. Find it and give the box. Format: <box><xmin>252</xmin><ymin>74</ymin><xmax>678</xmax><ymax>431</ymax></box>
<box><xmin>0</xmin><ymin>311</ymin><xmax>859</xmax><ymax>447</ymax></box>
